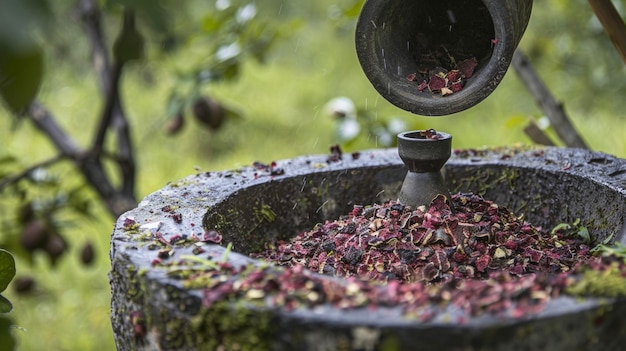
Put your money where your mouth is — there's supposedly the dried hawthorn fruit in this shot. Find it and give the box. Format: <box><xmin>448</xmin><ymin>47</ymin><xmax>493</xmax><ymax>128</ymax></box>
<box><xmin>192</xmin><ymin>96</ymin><xmax>225</xmax><ymax>131</ymax></box>
<box><xmin>20</xmin><ymin>220</ymin><xmax>50</xmax><ymax>252</ymax></box>
<box><xmin>13</xmin><ymin>276</ymin><xmax>35</xmax><ymax>295</ymax></box>
<box><xmin>45</xmin><ymin>233</ymin><xmax>67</xmax><ymax>266</ymax></box>
<box><xmin>80</xmin><ymin>241</ymin><xmax>95</xmax><ymax>266</ymax></box>
<box><xmin>165</xmin><ymin>112</ymin><xmax>185</xmax><ymax>135</ymax></box>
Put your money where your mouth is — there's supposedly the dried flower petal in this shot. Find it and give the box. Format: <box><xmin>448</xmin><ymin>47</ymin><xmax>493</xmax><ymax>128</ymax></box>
<box><xmin>458</xmin><ymin>58</ymin><xmax>478</xmax><ymax>78</ymax></box>
<box><xmin>245</xmin><ymin>193</ymin><xmax>625</xmax><ymax>321</ymax></box>
<box><xmin>428</xmin><ymin>74</ymin><xmax>447</xmax><ymax>92</ymax></box>
<box><xmin>203</xmin><ymin>230</ymin><xmax>223</xmax><ymax>244</ymax></box>
<box><xmin>446</xmin><ymin>70</ymin><xmax>461</xmax><ymax>82</ymax></box>
<box><xmin>416</xmin><ymin>80</ymin><xmax>429</xmax><ymax>92</ymax></box>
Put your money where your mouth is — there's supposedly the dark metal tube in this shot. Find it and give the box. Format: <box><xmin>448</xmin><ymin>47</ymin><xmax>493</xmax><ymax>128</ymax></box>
<box><xmin>356</xmin><ymin>0</ymin><xmax>533</xmax><ymax>116</ymax></box>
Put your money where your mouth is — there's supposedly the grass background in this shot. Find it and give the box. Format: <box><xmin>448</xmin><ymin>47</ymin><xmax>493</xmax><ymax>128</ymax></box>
<box><xmin>2</xmin><ymin>1</ymin><xmax>625</xmax><ymax>350</ymax></box>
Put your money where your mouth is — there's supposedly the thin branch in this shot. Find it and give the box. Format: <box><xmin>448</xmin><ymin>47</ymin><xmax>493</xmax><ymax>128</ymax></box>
<box><xmin>112</xmin><ymin>94</ymin><xmax>136</xmax><ymax>196</ymax></box>
<box><xmin>588</xmin><ymin>0</ymin><xmax>626</xmax><ymax>64</ymax></box>
<box><xmin>79</xmin><ymin>153</ymin><xmax>135</xmax><ymax>216</ymax></box>
<box><xmin>27</xmin><ymin>101</ymin><xmax>83</xmax><ymax>156</ymax></box>
<box><xmin>26</xmin><ymin>102</ymin><xmax>135</xmax><ymax>216</ymax></box>
<box><xmin>79</xmin><ymin>0</ymin><xmax>137</xmax><ymax>202</ymax></box>
<box><xmin>7</xmin><ymin>0</ymin><xmax>138</xmax><ymax>218</ymax></box>
<box><xmin>92</xmin><ymin>62</ymin><xmax>123</xmax><ymax>152</ymax></box>
<box><xmin>0</xmin><ymin>154</ymin><xmax>67</xmax><ymax>191</ymax></box>
<box><xmin>512</xmin><ymin>50</ymin><xmax>588</xmax><ymax>149</ymax></box>
<box><xmin>78</xmin><ymin>0</ymin><xmax>111</xmax><ymax>91</ymax></box>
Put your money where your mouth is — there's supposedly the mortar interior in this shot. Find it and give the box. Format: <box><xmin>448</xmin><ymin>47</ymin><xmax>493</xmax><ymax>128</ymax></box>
<box><xmin>205</xmin><ymin>149</ymin><xmax>624</xmax><ymax>256</ymax></box>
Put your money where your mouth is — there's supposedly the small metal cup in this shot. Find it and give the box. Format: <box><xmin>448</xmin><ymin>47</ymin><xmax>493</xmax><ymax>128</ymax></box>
<box><xmin>397</xmin><ymin>130</ymin><xmax>452</xmax><ymax>208</ymax></box>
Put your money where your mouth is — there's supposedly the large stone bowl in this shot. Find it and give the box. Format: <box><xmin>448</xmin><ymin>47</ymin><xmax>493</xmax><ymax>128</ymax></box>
<box><xmin>110</xmin><ymin>147</ymin><xmax>626</xmax><ymax>351</ymax></box>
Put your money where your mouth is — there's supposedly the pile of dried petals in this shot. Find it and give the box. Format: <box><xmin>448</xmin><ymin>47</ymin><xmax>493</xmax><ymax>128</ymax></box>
<box><xmin>250</xmin><ymin>193</ymin><xmax>626</xmax><ymax>319</ymax></box>
<box><xmin>407</xmin><ymin>58</ymin><xmax>477</xmax><ymax>96</ymax></box>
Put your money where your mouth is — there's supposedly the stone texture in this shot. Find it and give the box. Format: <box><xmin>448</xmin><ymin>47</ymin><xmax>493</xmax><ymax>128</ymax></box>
<box><xmin>110</xmin><ymin>147</ymin><xmax>626</xmax><ymax>350</ymax></box>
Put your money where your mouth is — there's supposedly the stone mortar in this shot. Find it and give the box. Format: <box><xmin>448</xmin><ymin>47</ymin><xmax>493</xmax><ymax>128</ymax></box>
<box><xmin>110</xmin><ymin>146</ymin><xmax>626</xmax><ymax>351</ymax></box>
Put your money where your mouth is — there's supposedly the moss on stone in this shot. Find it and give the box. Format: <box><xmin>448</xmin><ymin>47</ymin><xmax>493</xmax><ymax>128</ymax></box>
<box><xmin>567</xmin><ymin>261</ymin><xmax>626</xmax><ymax>297</ymax></box>
<box><xmin>254</xmin><ymin>204</ymin><xmax>276</xmax><ymax>223</ymax></box>
<box><xmin>186</xmin><ymin>301</ymin><xmax>274</xmax><ymax>350</ymax></box>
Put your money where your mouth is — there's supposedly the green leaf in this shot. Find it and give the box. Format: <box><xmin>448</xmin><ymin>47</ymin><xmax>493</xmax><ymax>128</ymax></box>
<box><xmin>504</xmin><ymin>115</ymin><xmax>529</xmax><ymax>129</ymax></box>
<box><xmin>591</xmin><ymin>243</ymin><xmax>626</xmax><ymax>259</ymax></box>
<box><xmin>113</xmin><ymin>10</ymin><xmax>145</xmax><ymax>64</ymax></box>
<box><xmin>0</xmin><ymin>0</ymin><xmax>50</xmax><ymax>51</ymax></box>
<box><xmin>0</xmin><ymin>315</ymin><xmax>16</xmax><ymax>351</ymax></box>
<box><xmin>201</xmin><ymin>15</ymin><xmax>223</xmax><ymax>32</ymax></box>
<box><xmin>0</xmin><ymin>45</ymin><xmax>44</xmax><ymax>114</ymax></box>
<box><xmin>165</xmin><ymin>92</ymin><xmax>185</xmax><ymax>120</ymax></box>
<box><xmin>550</xmin><ymin>222</ymin><xmax>571</xmax><ymax>235</ymax></box>
<box><xmin>221</xmin><ymin>242</ymin><xmax>233</xmax><ymax>263</ymax></box>
<box><xmin>0</xmin><ymin>250</ymin><xmax>16</xmax><ymax>293</ymax></box>
<box><xmin>0</xmin><ymin>295</ymin><xmax>12</xmax><ymax>314</ymax></box>
<box><xmin>577</xmin><ymin>226</ymin><xmax>591</xmax><ymax>245</ymax></box>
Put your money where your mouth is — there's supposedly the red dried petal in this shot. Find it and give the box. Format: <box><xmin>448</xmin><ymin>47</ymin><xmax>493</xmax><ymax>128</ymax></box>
<box><xmin>458</xmin><ymin>58</ymin><xmax>478</xmax><ymax>78</ymax></box>
<box><xmin>504</xmin><ymin>239</ymin><xmax>518</xmax><ymax>250</ymax></box>
<box><xmin>452</xmin><ymin>251</ymin><xmax>469</xmax><ymax>264</ymax></box>
<box><xmin>406</xmin><ymin>73</ymin><xmax>418</xmax><ymax>81</ymax></box>
<box><xmin>446</xmin><ymin>70</ymin><xmax>461</xmax><ymax>82</ymax></box>
<box><xmin>524</xmin><ymin>247</ymin><xmax>544</xmax><ymax>263</ymax></box>
<box><xmin>428</xmin><ymin>74</ymin><xmax>446</xmax><ymax>91</ymax></box>
<box><xmin>203</xmin><ymin>230</ymin><xmax>223</xmax><ymax>244</ymax></box>
<box><xmin>450</xmin><ymin>81</ymin><xmax>463</xmax><ymax>93</ymax></box>
<box><xmin>123</xmin><ymin>217</ymin><xmax>137</xmax><ymax>229</ymax></box>
<box><xmin>475</xmin><ymin>254</ymin><xmax>491</xmax><ymax>272</ymax></box>
<box><xmin>420</xmin><ymin>262</ymin><xmax>439</xmax><ymax>281</ymax></box>
<box><xmin>416</xmin><ymin>79</ymin><xmax>429</xmax><ymax>92</ymax></box>
<box><xmin>430</xmin><ymin>250</ymin><xmax>451</xmax><ymax>272</ymax></box>
<box><xmin>509</xmin><ymin>264</ymin><xmax>525</xmax><ymax>276</ymax></box>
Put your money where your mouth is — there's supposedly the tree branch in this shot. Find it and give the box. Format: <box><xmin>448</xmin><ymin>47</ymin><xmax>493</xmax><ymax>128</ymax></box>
<box><xmin>27</xmin><ymin>101</ymin><xmax>82</xmax><ymax>156</ymax></box>
<box><xmin>78</xmin><ymin>0</ymin><xmax>111</xmax><ymax>91</ymax></box>
<box><xmin>92</xmin><ymin>62</ymin><xmax>123</xmax><ymax>152</ymax></box>
<box><xmin>512</xmin><ymin>50</ymin><xmax>588</xmax><ymax>149</ymax></box>
<box><xmin>0</xmin><ymin>154</ymin><xmax>67</xmax><ymax>191</ymax></box>
<box><xmin>79</xmin><ymin>0</ymin><xmax>137</xmax><ymax>204</ymax></box>
<box><xmin>25</xmin><ymin>102</ymin><xmax>135</xmax><ymax>216</ymax></box>
<box><xmin>16</xmin><ymin>1</ymin><xmax>139</xmax><ymax>217</ymax></box>
<box><xmin>588</xmin><ymin>0</ymin><xmax>626</xmax><ymax>65</ymax></box>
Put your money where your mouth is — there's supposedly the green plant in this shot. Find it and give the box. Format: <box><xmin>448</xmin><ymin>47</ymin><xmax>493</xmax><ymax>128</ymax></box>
<box><xmin>0</xmin><ymin>0</ymin><xmax>294</xmax><ymax>271</ymax></box>
<box><xmin>0</xmin><ymin>249</ymin><xmax>17</xmax><ymax>351</ymax></box>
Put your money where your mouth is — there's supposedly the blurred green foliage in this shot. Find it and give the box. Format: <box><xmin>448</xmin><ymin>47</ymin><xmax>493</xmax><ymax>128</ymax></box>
<box><xmin>0</xmin><ymin>249</ymin><xmax>16</xmax><ymax>351</ymax></box>
<box><xmin>0</xmin><ymin>0</ymin><xmax>625</xmax><ymax>350</ymax></box>
<box><xmin>522</xmin><ymin>0</ymin><xmax>626</xmax><ymax>112</ymax></box>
